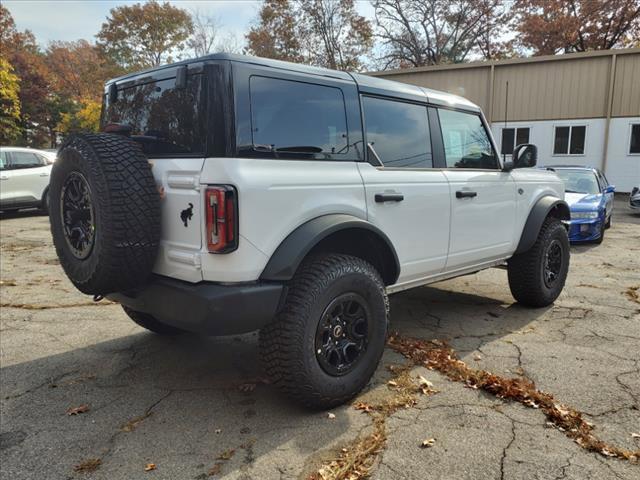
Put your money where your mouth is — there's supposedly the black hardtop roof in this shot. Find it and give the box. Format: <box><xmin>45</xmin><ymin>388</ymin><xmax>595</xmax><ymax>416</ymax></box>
<box><xmin>105</xmin><ymin>53</ymin><xmax>479</xmax><ymax>111</ymax></box>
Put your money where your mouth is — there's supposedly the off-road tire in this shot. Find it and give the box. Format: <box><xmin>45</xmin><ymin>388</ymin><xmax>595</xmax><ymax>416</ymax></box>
<box><xmin>122</xmin><ymin>306</ymin><xmax>185</xmax><ymax>335</ymax></box>
<box><xmin>260</xmin><ymin>254</ymin><xmax>389</xmax><ymax>409</ymax></box>
<box><xmin>49</xmin><ymin>133</ymin><xmax>160</xmax><ymax>295</ymax></box>
<box><xmin>507</xmin><ymin>217</ymin><xmax>570</xmax><ymax>307</ymax></box>
<box><xmin>40</xmin><ymin>187</ymin><xmax>49</xmax><ymax>214</ymax></box>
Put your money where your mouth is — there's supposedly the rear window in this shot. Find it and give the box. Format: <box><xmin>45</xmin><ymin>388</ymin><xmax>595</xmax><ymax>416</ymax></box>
<box><xmin>249</xmin><ymin>76</ymin><xmax>349</xmax><ymax>156</ymax></box>
<box><xmin>102</xmin><ymin>74</ymin><xmax>205</xmax><ymax>156</ymax></box>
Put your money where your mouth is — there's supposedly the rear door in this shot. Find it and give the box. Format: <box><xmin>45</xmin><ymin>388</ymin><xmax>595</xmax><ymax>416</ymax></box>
<box><xmin>435</xmin><ymin>108</ymin><xmax>517</xmax><ymax>271</ymax></box>
<box><xmin>4</xmin><ymin>151</ymin><xmax>50</xmax><ymax>206</ymax></box>
<box><xmin>102</xmin><ymin>71</ymin><xmax>206</xmax><ymax>282</ymax></box>
<box><xmin>358</xmin><ymin>96</ymin><xmax>450</xmax><ymax>287</ymax></box>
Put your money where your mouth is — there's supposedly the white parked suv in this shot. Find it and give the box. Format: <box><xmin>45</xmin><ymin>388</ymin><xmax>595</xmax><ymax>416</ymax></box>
<box><xmin>0</xmin><ymin>147</ymin><xmax>54</xmax><ymax>213</ymax></box>
<box><xmin>49</xmin><ymin>54</ymin><xmax>570</xmax><ymax>408</ymax></box>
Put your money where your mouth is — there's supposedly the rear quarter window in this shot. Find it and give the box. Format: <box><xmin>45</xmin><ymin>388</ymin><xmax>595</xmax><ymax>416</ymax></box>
<box><xmin>248</xmin><ymin>76</ymin><xmax>349</xmax><ymax>158</ymax></box>
<box><xmin>102</xmin><ymin>74</ymin><xmax>205</xmax><ymax>156</ymax></box>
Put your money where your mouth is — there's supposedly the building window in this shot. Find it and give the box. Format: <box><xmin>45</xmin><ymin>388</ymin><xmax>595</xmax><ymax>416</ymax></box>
<box><xmin>500</xmin><ymin>127</ymin><xmax>530</xmax><ymax>155</ymax></box>
<box><xmin>553</xmin><ymin>125</ymin><xmax>586</xmax><ymax>155</ymax></box>
<box><xmin>362</xmin><ymin>96</ymin><xmax>432</xmax><ymax>168</ymax></box>
<box><xmin>630</xmin><ymin>124</ymin><xmax>640</xmax><ymax>154</ymax></box>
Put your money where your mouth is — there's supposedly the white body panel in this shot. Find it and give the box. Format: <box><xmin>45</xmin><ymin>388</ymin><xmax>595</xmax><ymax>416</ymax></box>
<box><xmin>357</xmin><ymin>163</ymin><xmax>450</xmax><ymax>283</ymax></box>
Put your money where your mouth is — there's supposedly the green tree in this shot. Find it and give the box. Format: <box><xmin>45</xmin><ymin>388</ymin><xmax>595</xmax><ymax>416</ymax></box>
<box><xmin>0</xmin><ymin>57</ymin><xmax>21</xmax><ymax>144</ymax></box>
<box><xmin>97</xmin><ymin>1</ymin><xmax>193</xmax><ymax>69</ymax></box>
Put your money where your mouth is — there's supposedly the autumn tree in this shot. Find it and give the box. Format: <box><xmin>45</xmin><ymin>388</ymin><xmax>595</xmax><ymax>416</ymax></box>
<box><xmin>0</xmin><ymin>57</ymin><xmax>21</xmax><ymax>144</ymax></box>
<box><xmin>300</xmin><ymin>0</ymin><xmax>373</xmax><ymax>71</ymax></box>
<box><xmin>96</xmin><ymin>1</ymin><xmax>193</xmax><ymax>69</ymax></box>
<box><xmin>46</xmin><ymin>40</ymin><xmax>123</xmax><ymax>102</ymax></box>
<box><xmin>373</xmin><ymin>0</ymin><xmax>513</xmax><ymax>68</ymax></box>
<box><xmin>0</xmin><ymin>5</ymin><xmax>51</xmax><ymax>146</ymax></box>
<box><xmin>247</xmin><ymin>0</ymin><xmax>373</xmax><ymax>71</ymax></box>
<box><xmin>514</xmin><ymin>0</ymin><xmax>640</xmax><ymax>55</ymax></box>
<box><xmin>188</xmin><ymin>10</ymin><xmax>242</xmax><ymax>56</ymax></box>
<box><xmin>246</xmin><ymin>0</ymin><xmax>304</xmax><ymax>62</ymax></box>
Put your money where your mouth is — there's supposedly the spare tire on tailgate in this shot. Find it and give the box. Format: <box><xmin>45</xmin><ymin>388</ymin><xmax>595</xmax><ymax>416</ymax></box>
<box><xmin>49</xmin><ymin>133</ymin><xmax>160</xmax><ymax>295</ymax></box>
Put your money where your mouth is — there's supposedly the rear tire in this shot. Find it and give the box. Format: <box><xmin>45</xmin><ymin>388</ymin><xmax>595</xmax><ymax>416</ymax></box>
<box><xmin>122</xmin><ymin>306</ymin><xmax>185</xmax><ymax>335</ymax></box>
<box><xmin>260</xmin><ymin>254</ymin><xmax>389</xmax><ymax>409</ymax></box>
<box><xmin>40</xmin><ymin>187</ymin><xmax>49</xmax><ymax>214</ymax></box>
<box><xmin>507</xmin><ymin>217</ymin><xmax>570</xmax><ymax>307</ymax></box>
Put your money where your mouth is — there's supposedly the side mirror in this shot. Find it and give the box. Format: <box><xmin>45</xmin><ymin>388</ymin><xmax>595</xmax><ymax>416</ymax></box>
<box><xmin>603</xmin><ymin>185</ymin><xmax>615</xmax><ymax>194</ymax></box>
<box><xmin>512</xmin><ymin>143</ymin><xmax>537</xmax><ymax>168</ymax></box>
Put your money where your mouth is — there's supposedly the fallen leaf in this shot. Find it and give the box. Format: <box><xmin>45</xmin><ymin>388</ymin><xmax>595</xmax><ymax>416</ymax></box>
<box><xmin>631</xmin><ymin>433</ymin><xmax>640</xmax><ymax>439</ymax></box>
<box><xmin>417</xmin><ymin>375</ymin><xmax>433</xmax><ymax>388</ymax></box>
<box><xmin>327</xmin><ymin>412</ymin><xmax>336</xmax><ymax>419</ymax></box>
<box><xmin>207</xmin><ymin>463</ymin><xmax>223</xmax><ymax>476</ymax></box>
<box><xmin>74</xmin><ymin>458</ymin><xmax>101</xmax><ymax>473</ymax></box>
<box><xmin>121</xmin><ymin>412</ymin><xmax>151</xmax><ymax>432</ymax></box>
<box><xmin>387</xmin><ymin>380</ymin><xmax>398</xmax><ymax>387</ymax></box>
<box><xmin>420</xmin><ymin>438</ymin><xmax>436</xmax><ymax>448</ymax></box>
<box><xmin>354</xmin><ymin>402</ymin><xmax>374</xmax><ymax>413</ymax></box>
<box><xmin>144</xmin><ymin>463</ymin><xmax>156</xmax><ymax>471</ymax></box>
<box><xmin>473</xmin><ymin>354</ymin><xmax>482</xmax><ymax>361</ymax></box>
<box><xmin>66</xmin><ymin>404</ymin><xmax>90</xmax><ymax>416</ymax></box>
<box><xmin>216</xmin><ymin>449</ymin><xmax>235</xmax><ymax>461</ymax></box>
<box><xmin>214</xmin><ymin>429</ymin><xmax>222</xmax><ymax>434</ymax></box>
<box><xmin>0</xmin><ymin>280</ymin><xmax>17</xmax><ymax>286</ymax></box>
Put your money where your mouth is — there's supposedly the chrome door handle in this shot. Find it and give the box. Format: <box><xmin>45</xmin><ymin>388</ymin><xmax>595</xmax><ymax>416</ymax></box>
<box><xmin>39</xmin><ymin>173</ymin><xmax>49</xmax><ymax>177</ymax></box>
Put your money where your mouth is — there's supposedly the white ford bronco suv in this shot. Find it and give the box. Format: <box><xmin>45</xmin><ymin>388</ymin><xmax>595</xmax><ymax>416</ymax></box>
<box><xmin>49</xmin><ymin>54</ymin><xmax>570</xmax><ymax>408</ymax></box>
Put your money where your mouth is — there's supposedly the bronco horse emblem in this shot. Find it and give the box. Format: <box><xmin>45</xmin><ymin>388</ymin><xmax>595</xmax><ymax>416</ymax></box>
<box><xmin>180</xmin><ymin>203</ymin><xmax>194</xmax><ymax>227</ymax></box>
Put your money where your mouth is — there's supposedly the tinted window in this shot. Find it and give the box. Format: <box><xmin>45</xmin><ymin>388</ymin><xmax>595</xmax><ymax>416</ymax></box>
<box><xmin>362</xmin><ymin>96</ymin><xmax>431</xmax><ymax>168</ymax></box>
<box><xmin>250</xmin><ymin>76</ymin><xmax>348</xmax><ymax>155</ymax></box>
<box><xmin>569</xmin><ymin>126</ymin><xmax>585</xmax><ymax>154</ymax></box>
<box><xmin>102</xmin><ymin>74</ymin><xmax>205</xmax><ymax>156</ymax></box>
<box><xmin>500</xmin><ymin>127</ymin><xmax>530</xmax><ymax>155</ymax></box>
<box><xmin>10</xmin><ymin>152</ymin><xmax>42</xmax><ymax>168</ymax></box>
<box><xmin>630</xmin><ymin>124</ymin><xmax>640</xmax><ymax>154</ymax></box>
<box><xmin>439</xmin><ymin>109</ymin><xmax>497</xmax><ymax>169</ymax></box>
<box><xmin>554</xmin><ymin>126</ymin><xmax>585</xmax><ymax>155</ymax></box>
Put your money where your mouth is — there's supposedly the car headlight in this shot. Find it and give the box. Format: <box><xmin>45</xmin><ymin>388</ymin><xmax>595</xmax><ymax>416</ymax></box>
<box><xmin>572</xmin><ymin>211</ymin><xmax>599</xmax><ymax>219</ymax></box>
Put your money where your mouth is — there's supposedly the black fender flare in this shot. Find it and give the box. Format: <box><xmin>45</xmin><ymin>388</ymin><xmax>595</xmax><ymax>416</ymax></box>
<box><xmin>515</xmin><ymin>196</ymin><xmax>570</xmax><ymax>254</ymax></box>
<box><xmin>260</xmin><ymin>214</ymin><xmax>400</xmax><ymax>284</ymax></box>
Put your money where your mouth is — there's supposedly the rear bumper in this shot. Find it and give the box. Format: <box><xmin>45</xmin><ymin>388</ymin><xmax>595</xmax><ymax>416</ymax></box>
<box><xmin>108</xmin><ymin>275</ymin><xmax>285</xmax><ymax>336</ymax></box>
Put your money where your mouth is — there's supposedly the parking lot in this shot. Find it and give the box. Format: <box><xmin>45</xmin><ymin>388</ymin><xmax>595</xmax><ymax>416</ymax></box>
<box><xmin>1</xmin><ymin>196</ymin><xmax>638</xmax><ymax>480</ymax></box>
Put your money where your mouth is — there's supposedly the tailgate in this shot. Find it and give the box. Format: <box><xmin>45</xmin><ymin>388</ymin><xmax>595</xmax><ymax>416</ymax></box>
<box><xmin>150</xmin><ymin>157</ymin><xmax>205</xmax><ymax>282</ymax></box>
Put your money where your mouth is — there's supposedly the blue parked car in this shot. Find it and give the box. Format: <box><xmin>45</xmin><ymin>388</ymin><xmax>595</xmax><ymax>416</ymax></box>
<box><xmin>547</xmin><ymin>166</ymin><xmax>615</xmax><ymax>244</ymax></box>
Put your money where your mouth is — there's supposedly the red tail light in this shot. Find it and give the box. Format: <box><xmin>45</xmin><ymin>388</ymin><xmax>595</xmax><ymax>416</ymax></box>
<box><xmin>205</xmin><ymin>186</ymin><xmax>238</xmax><ymax>253</ymax></box>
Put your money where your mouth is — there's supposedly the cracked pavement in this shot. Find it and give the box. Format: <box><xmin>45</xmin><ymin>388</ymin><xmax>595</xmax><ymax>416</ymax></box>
<box><xmin>1</xmin><ymin>198</ymin><xmax>639</xmax><ymax>480</ymax></box>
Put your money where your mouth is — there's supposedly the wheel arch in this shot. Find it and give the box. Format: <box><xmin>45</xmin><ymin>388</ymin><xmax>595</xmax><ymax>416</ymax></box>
<box><xmin>260</xmin><ymin>214</ymin><xmax>400</xmax><ymax>285</ymax></box>
<box><xmin>515</xmin><ymin>196</ymin><xmax>570</xmax><ymax>254</ymax></box>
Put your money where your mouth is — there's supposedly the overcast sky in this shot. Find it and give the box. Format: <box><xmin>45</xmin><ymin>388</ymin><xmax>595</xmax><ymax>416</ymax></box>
<box><xmin>4</xmin><ymin>0</ymin><xmax>376</xmax><ymax>48</ymax></box>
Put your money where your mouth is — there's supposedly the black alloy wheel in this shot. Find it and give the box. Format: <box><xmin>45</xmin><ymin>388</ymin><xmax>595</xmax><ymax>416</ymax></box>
<box><xmin>542</xmin><ymin>239</ymin><xmax>563</xmax><ymax>288</ymax></box>
<box><xmin>315</xmin><ymin>293</ymin><xmax>371</xmax><ymax>376</ymax></box>
<box><xmin>60</xmin><ymin>171</ymin><xmax>95</xmax><ymax>260</ymax></box>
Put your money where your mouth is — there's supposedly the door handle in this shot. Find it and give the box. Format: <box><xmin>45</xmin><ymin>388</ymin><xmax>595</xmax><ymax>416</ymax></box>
<box><xmin>375</xmin><ymin>193</ymin><xmax>404</xmax><ymax>203</ymax></box>
<box><xmin>39</xmin><ymin>173</ymin><xmax>49</xmax><ymax>177</ymax></box>
<box><xmin>456</xmin><ymin>190</ymin><xmax>477</xmax><ymax>199</ymax></box>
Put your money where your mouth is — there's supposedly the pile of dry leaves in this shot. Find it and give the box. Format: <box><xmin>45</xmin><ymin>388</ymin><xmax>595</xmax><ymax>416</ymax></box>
<box><xmin>387</xmin><ymin>334</ymin><xmax>640</xmax><ymax>463</ymax></box>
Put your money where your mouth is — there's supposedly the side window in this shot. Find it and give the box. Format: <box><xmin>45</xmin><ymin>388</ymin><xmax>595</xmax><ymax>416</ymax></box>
<box><xmin>630</xmin><ymin>124</ymin><xmax>640</xmax><ymax>154</ymax></box>
<box><xmin>249</xmin><ymin>76</ymin><xmax>348</xmax><ymax>156</ymax></box>
<box><xmin>0</xmin><ymin>151</ymin><xmax>7</xmax><ymax>170</ymax></box>
<box><xmin>553</xmin><ymin>125</ymin><xmax>586</xmax><ymax>155</ymax></box>
<box><xmin>500</xmin><ymin>127</ymin><xmax>530</xmax><ymax>155</ymax></box>
<box><xmin>9</xmin><ymin>152</ymin><xmax>41</xmax><ymax>169</ymax></box>
<box><xmin>438</xmin><ymin>109</ymin><xmax>497</xmax><ymax>169</ymax></box>
<box><xmin>362</xmin><ymin>96</ymin><xmax>431</xmax><ymax>168</ymax></box>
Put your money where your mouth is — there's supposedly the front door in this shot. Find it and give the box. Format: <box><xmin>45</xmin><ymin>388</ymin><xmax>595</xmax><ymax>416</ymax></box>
<box><xmin>436</xmin><ymin>108</ymin><xmax>517</xmax><ymax>271</ymax></box>
<box><xmin>358</xmin><ymin>96</ymin><xmax>450</xmax><ymax>286</ymax></box>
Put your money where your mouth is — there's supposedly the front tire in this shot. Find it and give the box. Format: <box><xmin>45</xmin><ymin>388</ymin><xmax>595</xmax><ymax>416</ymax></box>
<box><xmin>260</xmin><ymin>254</ymin><xmax>389</xmax><ymax>409</ymax></box>
<box><xmin>507</xmin><ymin>217</ymin><xmax>570</xmax><ymax>307</ymax></box>
<box><xmin>122</xmin><ymin>306</ymin><xmax>185</xmax><ymax>335</ymax></box>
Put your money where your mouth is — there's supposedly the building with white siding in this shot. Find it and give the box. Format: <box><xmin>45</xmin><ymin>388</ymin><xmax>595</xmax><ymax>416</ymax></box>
<box><xmin>371</xmin><ymin>49</ymin><xmax>640</xmax><ymax>192</ymax></box>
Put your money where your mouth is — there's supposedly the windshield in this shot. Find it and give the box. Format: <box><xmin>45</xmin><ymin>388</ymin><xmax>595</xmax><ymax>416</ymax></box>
<box><xmin>554</xmin><ymin>169</ymin><xmax>600</xmax><ymax>195</ymax></box>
